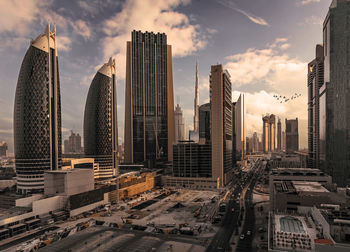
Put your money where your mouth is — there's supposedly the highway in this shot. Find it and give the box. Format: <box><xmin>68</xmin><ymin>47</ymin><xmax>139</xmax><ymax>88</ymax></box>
<box><xmin>206</xmin><ymin>159</ymin><xmax>263</xmax><ymax>252</ymax></box>
<box><xmin>236</xmin><ymin>160</ymin><xmax>265</xmax><ymax>252</ymax></box>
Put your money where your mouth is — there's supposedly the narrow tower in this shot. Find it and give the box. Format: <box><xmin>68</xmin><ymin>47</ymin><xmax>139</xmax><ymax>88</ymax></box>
<box><xmin>84</xmin><ymin>58</ymin><xmax>118</xmax><ymax>179</ymax></box>
<box><xmin>14</xmin><ymin>24</ymin><xmax>62</xmax><ymax>194</ymax></box>
<box><xmin>193</xmin><ymin>61</ymin><xmax>199</xmax><ymax>133</ymax></box>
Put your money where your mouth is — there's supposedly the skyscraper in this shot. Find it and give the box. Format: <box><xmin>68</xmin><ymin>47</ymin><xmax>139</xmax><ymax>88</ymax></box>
<box><xmin>174</xmin><ymin>104</ymin><xmax>185</xmax><ymax>143</ymax></box>
<box><xmin>0</xmin><ymin>141</ymin><xmax>8</xmax><ymax>157</ymax></box>
<box><xmin>64</xmin><ymin>131</ymin><xmax>82</xmax><ymax>153</ymax></box>
<box><xmin>322</xmin><ymin>0</ymin><xmax>350</xmax><ymax>186</ymax></box>
<box><xmin>14</xmin><ymin>25</ymin><xmax>62</xmax><ymax>194</ymax></box>
<box><xmin>199</xmin><ymin>103</ymin><xmax>210</xmax><ymax>142</ymax></box>
<box><xmin>262</xmin><ymin>114</ymin><xmax>276</xmax><ymax>152</ymax></box>
<box><xmin>232</xmin><ymin>102</ymin><xmax>237</xmax><ymax>165</ymax></box>
<box><xmin>308</xmin><ymin>45</ymin><xmax>324</xmax><ymax>169</ymax></box>
<box><xmin>124</xmin><ymin>30</ymin><xmax>175</xmax><ymax>166</ymax></box>
<box><xmin>235</xmin><ymin>94</ymin><xmax>246</xmax><ymax>161</ymax></box>
<box><xmin>285</xmin><ymin>118</ymin><xmax>299</xmax><ymax>153</ymax></box>
<box><xmin>277</xmin><ymin>118</ymin><xmax>282</xmax><ymax>151</ymax></box>
<box><xmin>194</xmin><ymin>61</ymin><xmax>199</xmax><ymax>133</ymax></box>
<box><xmin>84</xmin><ymin>58</ymin><xmax>118</xmax><ymax>179</ymax></box>
<box><xmin>210</xmin><ymin>65</ymin><xmax>233</xmax><ymax>187</ymax></box>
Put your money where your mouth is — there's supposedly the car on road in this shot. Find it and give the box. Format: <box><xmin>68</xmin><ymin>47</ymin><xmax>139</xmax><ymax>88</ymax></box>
<box><xmin>240</xmin><ymin>234</ymin><xmax>245</xmax><ymax>240</ymax></box>
<box><xmin>247</xmin><ymin>230</ymin><xmax>252</xmax><ymax>236</ymax></box>
<box><xmin>231</xmin><ymin>208</ymin><xmax>235</xmax><ymax>212</ymax></box>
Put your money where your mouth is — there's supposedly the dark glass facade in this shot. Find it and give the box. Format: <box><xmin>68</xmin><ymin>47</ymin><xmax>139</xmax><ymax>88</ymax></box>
<box><xmin>307</xmin><ymin>45</ymin><xmax>324</xmax><ymax>169</ymax></box>
<box><xmin>14</xmin><ymin>29</ymin><xmax>62</xmax><ymax>193</ymax></box>
<box><xmin>173</xmin><ymin>142</ymin><xmax>211</xmax><ymax>178</ymax></box>
<box><xmin>199</xmin><ymin>103</ymin><xmax>210</xmax><ymax>142</ymax></box>
<box><xmin>84</xmin><ymin>61</ymin><xmax>117</xmax><ymax>179</ymax></box>
<box><xmin>323</xmin><ymin>0</ymin><xmax>350</xmax><ymax>186</ymax></box>
<box><xmin>125</xmin><ymin>30</ymin><xmax>174</xmax><ymax>166</ymax></box>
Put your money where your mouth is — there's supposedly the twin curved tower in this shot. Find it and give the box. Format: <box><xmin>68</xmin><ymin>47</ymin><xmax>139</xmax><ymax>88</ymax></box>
<box><xmin>14</xmin><ymin>25</ymin><xmax>118</xmax><ymax>193</ymax></box>
<box><xmin>14</xmin><ymin>25</ymin><xmax>62</xmax><ymax>194</ymax></box>
<box><xmin>83</xmin><ymin>58</ymin><xmax>118</xmax><ymax>179</ymax></box>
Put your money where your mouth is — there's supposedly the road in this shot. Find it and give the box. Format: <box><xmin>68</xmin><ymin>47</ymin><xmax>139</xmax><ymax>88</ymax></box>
<box><xmin>206</xmin><ymin>159</ymin><xmax>263</xmax><ymax>252</ymax></box>
<box><xmin>236</xmin><ymin>160</ymin><xmax>264</xmax><ymax>252</ymax></box>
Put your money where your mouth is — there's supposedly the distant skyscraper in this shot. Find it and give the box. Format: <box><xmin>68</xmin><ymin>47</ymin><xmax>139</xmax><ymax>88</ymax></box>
<box><xmin>174</xmin><ymin>104</ymin><xmax>185</xmax><ymax>142</ymax></box>
<box><xmin>0</xmin><ymin>141</ymin><xmax>8</xmax><ymax>157</ymax></box>
<box><xmin>14</xmin><ymin>25</ymin><xmax>62</xmax><ymax>194</ymax></box>
<box><xmin>251</xmin><ymin>132</ymin><xmax>259</xmax><ymax>153</ymax></box>
<box><xmin>285</xmin><ymin>118</ymin><xmax>299</xmax><ymax>153</ymax></box>
<box><xmin>277</xmin><ymin>118</ymin><xmax>282</xmax><ymax>151</ymax></box>
<box><xmin>210</xmin><ymin>65</ymin><xmax>233</xmax><ymax>187</ymax></box>
<box><xmin>235</xmin><ymin>94</ymin><xmax>246</xmax><ymax>161</ymax></box>
<box><xmin>308</xmin><ymin>45</ymin><xmax>324</xmax><ymax>169</ymax></box>
<box><xmin>282</xmin><ymin>131</ymin><xmax>286</xmax><ymax>151</ymax></box>
<box><xmin>199</xmin><ymin>103</ymin><xmax>210</xmax><ymax>142</ymax></box>
<box><xmin>64</xmin><ymin>131</ymin><xmax>82</xmax><ymax>153</ymax></box>
<box><xmin>194</xmin><ymin>61</ymin><xmax>199</xmax><ymax>133</ymax></box>
<box><xmin>84</xmin><ymin>58</ymin><xmax>118</xmax><ymax>179</ymax></box>
<box><xmin>262</xmin><ymin>114</ymin><xmax>276</xmax><ymax>152</ymax></box>
<box><xmin>322</xmin><ymin>0</ymin><xmax>350</xmax><ymax>186</ymax></box>
<box><xmin>232</xmin><ymin>102</ymin><xmax>237</xmax><ymax>165</ymax></box>
<box><xmin>124</xmin><ymin>30</ymin><xmax>175</xmax><ymax>166</ymax></box>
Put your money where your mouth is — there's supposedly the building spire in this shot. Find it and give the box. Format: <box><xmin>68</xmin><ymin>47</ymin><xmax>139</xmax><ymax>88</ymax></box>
<box><xmin>193</xmin><ymin>61</ymin><xmax>199</xmax><ymax>132</ymax></box>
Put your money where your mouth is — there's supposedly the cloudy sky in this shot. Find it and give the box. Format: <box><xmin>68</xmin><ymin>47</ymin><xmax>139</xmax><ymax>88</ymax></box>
<box><xmin>0</xmin><ymin>0</ymin><xmax>332</xmax><ymax>153</ymax></box>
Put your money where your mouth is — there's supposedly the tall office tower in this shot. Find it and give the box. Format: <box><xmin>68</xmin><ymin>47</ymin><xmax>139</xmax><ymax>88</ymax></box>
<box><xmin>251</xmin><ymin>132</ymin><xmax>259</xmax><ymax>153</ymax></box>
<box><xmin>232</xmin><ymin>102</ymin><xmax>237</xmax><ymax>165</ymax></box>
<box><xmin>282</xmin><ymin>131</ymin><xmax>286</xmax><ymax>151</ymax></box>
<box><xmin>269</xmin><ymin>114</ymin><xmax>276</xmax><ymax>151</ymax></box>
<box><xmin>193</xmin><ymin>61</ymin><xmax>199</xmax><ymax>133</ymax></box>
<box><xmin>0</xmin><ymin>141</ymin><xmax>8</xmax><ymax>157</ymax></box>
<box><xmin>262</xmin><ymin>115</ymin><xmax>269</xmax><ymax>152</ymax></box>
<box><xmin>84</xmin><ymin>58</ymin><xmax>118</xmax><ymax>179</ymax></box>
<box><xmin>323</xmin><ymin>0</ymin><xmax>350</xmax><ymax>186</ymax></box>
<box><xmin>262</xmin><ymin>114</ymin><xmax>276</xmax><ymax>152</ymax></box>
<box><xmin>285</xmin><ymin>118</ymin><xmax>299</xmax><ymax>153</ymax></box>
<box><xmin>14</xmin><ymin>25</ymin><xmax>62</xmax><ymax>194</ymax></box>
<box><xmin>210</xmin><ymin>65</ymin><xmax>232</xmax><ymax>187</ymax></box>
<box><xmin>277</xmin><ymin>118</ymin><xmax>282</xmax><ymax>151</ymax></box>
<box><xmin>124</xmin><ymin>30</ymin><xmax>175</xmax><ymax>166</ymax></box>
<box><xmin>199</xmin><ymin>103</ymin><xmax>211</xmax><ymax>142</ymax></box>
<box><xmin>308</xmin><ymin>45</ymin><xmax>324</xmax><ymax>168</ymax></box>
<box><xmin>174</xmin><ymin>104</ymin><xmax>185</xmax><ymax>143</ymax></box>
<box><xmin>235</xmin><ymin>94</ymin><xmax>246</xmax><ymax>161</ymax></box>
<box><xmin>64</xmin><ymin>131</ymin><xmax>82</xmax><ymax>153</ymax></box>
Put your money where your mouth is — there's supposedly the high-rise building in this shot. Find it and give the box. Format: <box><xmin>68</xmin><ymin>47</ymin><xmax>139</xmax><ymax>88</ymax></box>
<box><xmin>174</xmin><ymin>104</ymin><xmax>185</xmax><ymax>143</ymax></box>
<box><xmin>322</xmin><ymin>0</ymin><xmax>350</xmax><ymax>186</ymax></box>
<box><xmin>194</xmin><ymin>61</ymin><xmax>199</xmax><ymax>133</ymax></box>
<box><xmin>232</xmin><ymin>102</ymin><xmax>237</xmax><ymax>164</ymax></box>
<box><xmin>124</xmin><ymin>30</ymin><xmax>175</xmax><ymax>166</ymax></box>
<box><xmin>0</xmin><ymin>141</ymin><xmax>8</xmax><ymax>157</ymax></box>
<box><xmin>308</xmin><ymin>45</ymin><xmax>324</xmax><ymax>169</ymax></box>
<box><xmin>84</xmin><ymin>58</ymin><xmax>118</xmax><ymax>179</ymax></box>
<box><xmin>251</xmin><ymin>132</ymin><xmax>259</xmax><ymax>153</ymax></box>
<box><xmin>282</xmin><ymin>131</ymin><xmax>286</xmax><ymax>151</ymax></box>
<box><xmin>262</xmin><ymin>114</ymin><xmax>276</xmax><ymax>152</ymax></box>
<box><xmin>14</xmin><ymin>25</ymin><xmax>62</xmax><ymax>194</ymax></box>
<box><xmin>210</xmin><ymin>65</ymin><xmax>233</xmax><ymax>187</ymax></box>
<box><xmin>235</xmin><ymin>94</ymin><xmax>246</xmax><ymax>161</ymax></box>
<box><xmin>285</xmin><ymin>118</ymin><xmax>299</xmax><ymax>153</ymax></box>
<box><xmin>64</xmin><ymin>131</ymin><xmax>82</xmax><ymax>153</ymax></box>
<box><xmin>199</xmin><ymin>103</ymin><xmax>210</xmax><ymax>142</ymax></box>
<box><xmin>277</xmin><ymin>118</ymin><xmax>282</xmax><ymax>151</ymax></box>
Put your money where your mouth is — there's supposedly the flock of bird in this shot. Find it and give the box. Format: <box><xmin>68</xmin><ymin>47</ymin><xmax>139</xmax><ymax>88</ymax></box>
<box><xmin>273</xmin><ymin>93</ymin><xmax>302</xmax><ymax>103</ymax></box>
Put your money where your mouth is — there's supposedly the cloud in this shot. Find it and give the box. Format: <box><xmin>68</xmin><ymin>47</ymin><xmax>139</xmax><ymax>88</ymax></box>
<box><xmin>71</xmin><ymin>20</ymin><xmax>92</xmax><ymax>39</ymax></box>
<box><xmin>0</xmin><ymin>0</ymin><xmax>50</xmax><ymax>35</ymax></box>
<box><xmin>297</xmin><ymin>0</ymin><xmax>320</xmax><ymax>6</ymax></box>
<box><xmin>302</xmin><ymin>15</ymin><xmax>323</xmax><ymax>26</ymax></box>
<box><xmin>224</xmin><ymin>38</ymin><xmax>306</xmax><ymax>94</ymax></box>
<box><xmin>102</xmin><ymin>0</ymin><xmax>206</xmax><ymax>80</ymax></box>
<box><xmin>227</xmin><ymin>38</ymin><xmax>308</xmax><ymax>147</ymax></box>
<box><xmin>217</xmin><ymin>0</ymin><xmax>269</xmax><ymax>26</ymax></box>
<box><xmin>56</xmin><ymin>36</ymin><xmax>72</xmax><ymax>51</ymax></box>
